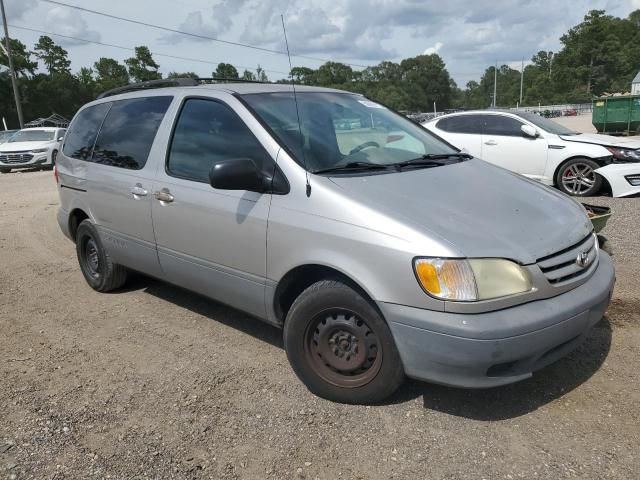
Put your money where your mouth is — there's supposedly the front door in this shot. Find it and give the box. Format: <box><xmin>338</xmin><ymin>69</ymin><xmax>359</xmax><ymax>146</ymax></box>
<box><xmin>151</xmin><ymin>97</ymin><xmax>274</xmax><ymax>318</ymax></box>
<box><xmin>480</xmin><ymin>114</ymin><xmax>548</xmax><ymax>180</ymax></box>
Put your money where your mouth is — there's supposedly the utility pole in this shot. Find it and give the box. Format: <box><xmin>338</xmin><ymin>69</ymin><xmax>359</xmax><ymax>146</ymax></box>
<box><xmin>493</xmin><ymin>62</ymin><xmax>497</xmax><ymax>108</ymax></box>
<box><xmin>519</xmin><ymin>58</ymin><xmax>524</xmax><ymax>106</ymax></box>
<box><xmin>0</xmin><ymin>0</ymin><xmax>24</xmax><ymax>128</ymax></box>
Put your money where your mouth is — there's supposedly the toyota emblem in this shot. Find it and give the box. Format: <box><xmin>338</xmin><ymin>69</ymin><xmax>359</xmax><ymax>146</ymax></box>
<box><xmin>576</xmin><ymin>251</ymin><xmax>590</xmax><ymax>268</ymax></box>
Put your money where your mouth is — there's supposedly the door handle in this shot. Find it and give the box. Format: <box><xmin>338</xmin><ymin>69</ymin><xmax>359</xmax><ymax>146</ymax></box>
<box><xmin>154</xmin><ymin>188</ymin><xmax>174</xmax><ymax>203</ymax></box>
<box><xmin>130</xmin><ymin>184</ymin><xmax>148</xmax><ymax>197</ymax></box>
<box><xmin>484</xmin><ymin>140</ymin><xmax>498</xmax><ymax>146</ymax></box>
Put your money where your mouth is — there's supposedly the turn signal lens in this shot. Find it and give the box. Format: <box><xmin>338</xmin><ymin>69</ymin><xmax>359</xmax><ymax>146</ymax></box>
<box><xmin>414</xmin><ymin>258</ymin><xmax>478</xmax><ymax>301</ymax></box>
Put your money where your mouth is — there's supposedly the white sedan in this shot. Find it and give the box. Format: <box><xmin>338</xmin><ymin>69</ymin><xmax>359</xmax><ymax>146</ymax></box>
<box><xmin>0</xmin><ymin>127</ymin><xmax>66</xmax><ymax>174</ymax></box>
<box><xmin>423</xmin><ymin>110</ymin><xmax>640</xmax><ymax>197</ymax></box>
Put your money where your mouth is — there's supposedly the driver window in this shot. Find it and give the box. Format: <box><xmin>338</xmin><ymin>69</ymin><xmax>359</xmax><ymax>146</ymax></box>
<box><xmin>167</xmin><ymin>98</ymin><xmax>273</xmax><ymax>183</ymax></box>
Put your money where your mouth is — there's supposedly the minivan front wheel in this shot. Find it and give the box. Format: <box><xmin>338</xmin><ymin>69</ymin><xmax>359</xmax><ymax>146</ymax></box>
<box><xmin>284</xmin><ymin>280</ymin><xmax>404</xmax><ymax>404</ymax></box>
<box><xmin>76</xmin><ymin>220</ymin><xmax>128</xmax><ymax>292</ymax></box>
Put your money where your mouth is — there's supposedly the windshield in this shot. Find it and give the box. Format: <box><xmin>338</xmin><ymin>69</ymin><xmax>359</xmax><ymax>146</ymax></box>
<box><xmin>0</xmin><ymin>131</ymin><xmax>16</xmax><ymax>143</ymax></box>
<box><xmin>513</xmin><ymin>112</ymin><xmax>578</xmax><ymax>135</ymax></box>
<box><xmin>9</xmin><ymin>130</ymin><xmax>55</xmax><ymax>142</ymax></box>
<box><xmin>241</xmin><ymin>92</ymin><xmax>457</xmax><ymax>173</ymax></box>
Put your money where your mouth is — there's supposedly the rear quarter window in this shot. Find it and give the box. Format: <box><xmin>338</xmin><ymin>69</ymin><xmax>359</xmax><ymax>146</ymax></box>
<box><xmin>92</xmin><ymin>96</ymin><xmax>173</xmax><ymax>170</ymax></box>
<box><xmin>62</xmin><ymin>103</ymin><xmax>111</xmax><ymax>160</ymax></box>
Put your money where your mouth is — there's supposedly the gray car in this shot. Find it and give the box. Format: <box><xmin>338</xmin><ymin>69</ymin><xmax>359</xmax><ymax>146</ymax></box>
<box><xmin>55</xmin><ymin>82</ymin><xmax>615</xmax><ymax>404</ymax></box>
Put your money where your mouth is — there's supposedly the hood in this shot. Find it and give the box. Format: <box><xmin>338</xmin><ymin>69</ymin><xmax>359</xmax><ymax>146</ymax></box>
<box><xmin>329</xmin><ymin>159</ymin><xmax>592</xmax><ymax>264</ymax></box>
<box><xmin>0</xmin><ymin>141</ymin><xmax>53</xmax><ymax>152</ymax></box>
<box><xmin>560</xmin><ymin>133</ymin><xmax>640</xmax><ymax>149</ymax></box>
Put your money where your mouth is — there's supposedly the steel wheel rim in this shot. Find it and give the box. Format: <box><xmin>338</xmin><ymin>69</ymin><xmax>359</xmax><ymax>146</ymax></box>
<box><xmin>83</xmin><ymin>237</ymin><xmax>100</xmax><ymax>279</ymax></box>
<box><xmin>304</xmin><ymin>310</ymin><xmax>382</xmax><ymax>388</ymax></box>
<box><xmin>561</xmin><ymin>163</ymin><xmax>596</xmax><ymax>195</ymax></box>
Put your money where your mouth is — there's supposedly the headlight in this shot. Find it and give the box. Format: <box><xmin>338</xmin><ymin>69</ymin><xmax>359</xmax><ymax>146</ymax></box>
<box><xmin>414</xmin><ymin>258</ymin><xmax>532</xmax><ymax>301</ymax></box>
<box><xmin>606</xmin><ymin>147</ymin><xmax>640</xmax><ymax>161</ymax></box>
<box><xmin>31</xmin><ymin>148</ymin><xmax>48</xmax><ymax>153</ymax></box>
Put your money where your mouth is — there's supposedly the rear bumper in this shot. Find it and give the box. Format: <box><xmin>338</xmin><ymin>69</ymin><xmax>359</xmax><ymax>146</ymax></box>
<box><xmin>380</xmin><ymin>252</ymin><xmax>615</xmax><ymax>388</ymax></box>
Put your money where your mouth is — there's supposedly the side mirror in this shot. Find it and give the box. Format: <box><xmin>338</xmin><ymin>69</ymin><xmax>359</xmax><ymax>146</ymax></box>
<box><xmin>209</xmin><ymin>158</ymin><xmax>265</xmax><ymax>193</ymax></box>
<box><xmin>520</xmin><ymin>124</ymin><xmax>538</xmax><ymax>138</ymax></box>
<box><xmin>58</xmin><ymin>136</ymin><xmax>64</xmax><ymax>142</ymax></box>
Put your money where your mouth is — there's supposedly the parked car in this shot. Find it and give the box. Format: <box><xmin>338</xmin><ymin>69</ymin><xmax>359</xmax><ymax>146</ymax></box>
<box><xmin>0</xmin><ymin>127</ymin><xmax>66</xmax><ymax>174</ymax></box>
<box><xmin>55</xmin><ymin>82</ymin><xmax>615</xmax><ymax>403</ymax></box>
<box><xmin>0</xmin><ymin>129</ymin><xmax>18</xmax><ymax>144</ymax></box>
<box><xmin>423</xmin><ymin>110</ymin><xmax>640</xmax><ymax>197</ymax></box>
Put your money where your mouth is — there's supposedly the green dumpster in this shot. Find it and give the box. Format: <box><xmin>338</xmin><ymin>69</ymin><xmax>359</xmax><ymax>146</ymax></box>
<box><xmin>592</xmin><ymin>95</ymin><xmax>640</xmax><ymax>135</ymax></box>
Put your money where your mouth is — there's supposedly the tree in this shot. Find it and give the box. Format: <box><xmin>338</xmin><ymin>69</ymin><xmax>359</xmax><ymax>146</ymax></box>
<box><xmin>241</xmin><ymin>70</ymin><xmax>256</xmax><ymax>81</ymax></box>
<box><xmin>166</xmin><ymin>71</ymin><xmax>198</xmax><ymax>79</ymax></box>
<box><xmin>214</xmin><ymin>63</ymin><xmax>238</xmax><ymax>79</ymax></box>
<box><xmin>315</xmin><ymin>61</ymin><xmax>353</xmax><ymax>85</ymax></box>
<box><xmin>0</xmin><ymin>38</ymin><xmax>38</xmax><ymax>76</ymax></box>
<box><xmin>32</xmin><ymin>35</ymin><xmax>71</xmax><ymax>74</ymax></box>
<box><xmin>399</xmin><ymin>54</ymin><xmax>454</xmax><ymax>111</ymax></box>
<box><xmin>124</xmin><ymin>46</ymin><xmax>161</xmax><ymax>82</ymax></box>
<box><xmin>290</xmin><ymin>66</ymin><xmax>315</xmax><ymax>84</ymax></box>
<box><xmin>93</xmin><ymin>57</ymin><xmax>129</xmax><ymax>92</ymax></box>
<box><xmin>255</xmin><ymin>65</ymin><xmax>268</xmax><ymax>82</ymax></box>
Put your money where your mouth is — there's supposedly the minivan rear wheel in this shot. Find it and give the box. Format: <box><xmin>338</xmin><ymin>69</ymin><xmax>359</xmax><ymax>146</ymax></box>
<box><xmin>284</xmin><ymin>280</ymin><xmax>404</xmax><ymax>404</ymax></box>
<box><xmin>76</xmin><ymin>219</ymin><xmax>128</xmax><ymax>292</ymax></box>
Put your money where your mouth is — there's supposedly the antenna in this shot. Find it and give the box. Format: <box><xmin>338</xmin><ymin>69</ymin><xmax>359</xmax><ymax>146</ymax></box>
<box><xmin>281</xmin><ymin>14</ymin><xmax>311</xmax><ymax>197</ymax></box>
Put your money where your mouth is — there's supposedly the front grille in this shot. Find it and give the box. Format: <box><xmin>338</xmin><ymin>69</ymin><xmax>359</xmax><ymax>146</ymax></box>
<box><xmin>537</xmin><ymin>234</ymin><xmax>597</xmax><ymax>285</ymax></box>
<box><xmin>0</xmin><ymin>152</ymin><xmax>34</xmax><ymax>164</ymax></box>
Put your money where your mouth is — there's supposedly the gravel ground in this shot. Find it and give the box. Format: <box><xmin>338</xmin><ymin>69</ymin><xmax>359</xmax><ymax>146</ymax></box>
<box><xmin>1</xmin><ymin>170</ymin><xmax>639</xmax><ymax>480</ymax></box>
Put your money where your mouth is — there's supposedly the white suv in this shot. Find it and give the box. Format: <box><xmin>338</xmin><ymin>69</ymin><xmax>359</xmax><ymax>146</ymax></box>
<box><xmin>423</xmin><ymin>110</ymin><xmax>640</xmax><ymax>197</ymax></box>
<box><xmin>0</xmin><ymin>127</ymin><xmax>66</xmax><ymax>174</ymax></box>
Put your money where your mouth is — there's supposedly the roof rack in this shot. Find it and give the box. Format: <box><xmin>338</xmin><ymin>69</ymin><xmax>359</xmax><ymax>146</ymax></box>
<box><xmin>96</xmin><ymin>76</ymin><xmax>273</xmax><ymax>99</ymax></box>
<box><xmin>96</xmin><ymin>78</ymin><xmax>198</xmax><ymax>99</ymax></box>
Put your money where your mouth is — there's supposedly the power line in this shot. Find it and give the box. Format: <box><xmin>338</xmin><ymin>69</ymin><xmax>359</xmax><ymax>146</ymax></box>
<box><xmin>38</xmin><ymin>0</ymin><xmax>370</xmax><ymax>70</ymax></box>
<box><xmin>9</xmin><ymin>24</ymin><xmax>290</xmax><ymax>76</ymax></box>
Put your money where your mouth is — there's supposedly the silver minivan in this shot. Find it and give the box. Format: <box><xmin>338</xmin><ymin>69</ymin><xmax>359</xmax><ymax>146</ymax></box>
<box><xmin>56</xmin><ymin>81</ymin><xmax>615</xmax><ymax>403</ymax></box>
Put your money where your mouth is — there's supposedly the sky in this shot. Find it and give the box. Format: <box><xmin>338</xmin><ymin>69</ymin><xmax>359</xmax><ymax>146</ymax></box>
<box><xmin>4</xmin><ymin>0</ymin><xmax>640</xmax><ymax>87</ymax></box>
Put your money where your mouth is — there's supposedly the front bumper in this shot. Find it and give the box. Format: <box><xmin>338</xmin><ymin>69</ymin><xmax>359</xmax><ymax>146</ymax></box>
<box><xmin>595</xmin><ymin>163</ymin><xmax>640</xmax><ymax>197</ymax></box>
<box><xmin>380</xmin><ymin>252</ymin><xmax>615</xmax><ymax>388</ymax></box>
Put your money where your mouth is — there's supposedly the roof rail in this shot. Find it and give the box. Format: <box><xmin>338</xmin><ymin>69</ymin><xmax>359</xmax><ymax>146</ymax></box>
<box><xmin>96</xmin><ymin>78</ymin><xmax>199</xmax><ymax>99</ymax></box>
<box><xmin>96</xmin><ymin>76</ymin><xmax>273</xmax><ymax>99</ymax></box>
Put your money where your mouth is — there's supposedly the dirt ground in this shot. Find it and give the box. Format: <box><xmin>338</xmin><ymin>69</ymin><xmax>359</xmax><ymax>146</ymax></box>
<box><xmin>1</xmin><ymin>170</ymin><xmax>639</xmax><ymax>480</ymax></box>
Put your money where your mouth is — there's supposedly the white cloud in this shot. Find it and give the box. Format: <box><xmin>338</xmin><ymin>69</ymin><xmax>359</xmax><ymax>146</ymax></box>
<box><xmin>423</xmin><ymin>42</ymin><xmax>443</xmax><ymax>55</ymax></box>
<box><xmin>44</xmin><ymin>7</ymin><xmax>101</xmax><ymax>46</ymax></box>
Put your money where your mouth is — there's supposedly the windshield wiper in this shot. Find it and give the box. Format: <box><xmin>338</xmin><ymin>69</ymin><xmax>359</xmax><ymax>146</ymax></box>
<box><xmin>392</xmin><ymin>152</ymin><xmax>472</xmax><ymax>169</ymax></box>
<box><xmin>313</xmin><ymin>161</ymin><xmax>391</xmax><ymax>174</ymax></box>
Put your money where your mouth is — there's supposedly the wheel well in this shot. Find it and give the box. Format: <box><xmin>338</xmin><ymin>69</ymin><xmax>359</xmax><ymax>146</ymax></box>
<box><xmin>68</xmin><ymin>208</ymin><xmax>89</xmax><ymax>242</ymax></box>
<box><xmin>273</xmin><ymin>265</ymin><xmax>373</xmax><ymax>324</ymax></box>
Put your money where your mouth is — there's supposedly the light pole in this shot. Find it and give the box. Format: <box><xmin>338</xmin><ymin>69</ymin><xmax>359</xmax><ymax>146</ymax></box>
<box><xmin>0</xmin><ymin>0</ymin><xmax>24</xmax><ymax>128</ymax></box>
<box><xmin>519</xmin><ymin>58</ymin><xmax>524</xmax><ymax>106</ymax></box>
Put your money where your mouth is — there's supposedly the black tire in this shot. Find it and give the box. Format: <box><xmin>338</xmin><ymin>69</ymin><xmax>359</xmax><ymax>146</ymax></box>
<box><xmin>0</xmin><ymin>168</ymin><xmax>10</xmax><ymax>174</ymax></box>
<box><xmin>75</xmin><ymin>219</ymin><xmax>128</xmax><ymax>292</ymax></box>
<box><xmin>555</xmin><ymin>158</ymin><xmax>602</xmax><ymax>197</ymax></box>
<box><xmin>48</xmin><ymin>150</ymin><xmax>58</xmax><ymax>169</ymax></box>
<box><xmin>284</xmin><ymin>280</ymin><xmax>404</xmax><ymax>404</ymax></box>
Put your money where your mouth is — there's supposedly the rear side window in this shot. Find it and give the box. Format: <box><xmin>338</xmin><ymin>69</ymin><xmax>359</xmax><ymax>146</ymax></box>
<box><xmin>167</xmin><ymin>98</ymin><xmax>272</xmax><ymax>183</ymax></box>
<box><xmin>62</xmin><ymin>103</ymin><xmax>111</xmax><ymax>160</ymax></box>
<box><xmin>436</xmin><ymin>115</ymin><xmax>484</xmax><ymax>134</ymax></box>
<box><xmin>482</xmin><ymin>115</ymin><xmax>524</xmax><ymax>136</ymax></box>
<box><xmin>92</xmin><ymin>96</ymin><xmax>173</xmax><ymax>170</ymax></box>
